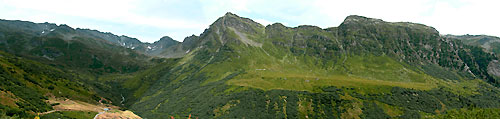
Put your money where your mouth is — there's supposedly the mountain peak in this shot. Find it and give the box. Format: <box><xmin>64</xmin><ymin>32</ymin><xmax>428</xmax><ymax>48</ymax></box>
<box><xmin>342</xmin><ymin>15</ymin><xmax>385</xmax><ymax>25</ymax></box>
<box><xmin>345</xmin><ymin>15</ymin><xmax>370</xmax><ymax>19</ymax></box>
<box><xmin>202</xmin><ymin>12</ymin><xmax>264</xmax><ymax>47</ymax></box>
<box><xmin>159</xmin><ymin>36</ymin><xmax>174</xmax><ymax>41</ymax></box>
<box><xmin>154</xmin><ymin>36</ymin><xmax>178</xmax><ymax>45</ymax></box>
<box><xmin>223</xmin><ymin>12</ymin><xmax>238</xmax><ymax>18</ymax></box>
<box><xmin>340</xmin><ymin>15</ymin><xmax>439</xmax><ymax>34</ymax></box>
<box><xmin>211</xmin><ymin>12</ymin><xmax>264</xmax><ymax>31</ymax></box>
<box><xmin>265</xmin><ymin>23</ymin><xmax>288</xmax><ymax>30</ymax></box>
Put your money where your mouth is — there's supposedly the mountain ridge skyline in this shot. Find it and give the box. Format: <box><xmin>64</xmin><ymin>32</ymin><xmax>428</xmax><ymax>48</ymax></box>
<box><xmin>2</xmin><ymin>12</ymin><xmax>497</xmax><ymax>44</ymax></box>
<box><xmin>3</xmin><ymin>0</ymin><xmax>499</xmax><ymax>43</ymax></box>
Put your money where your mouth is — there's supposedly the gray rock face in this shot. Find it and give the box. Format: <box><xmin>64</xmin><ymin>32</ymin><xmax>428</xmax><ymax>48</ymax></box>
<box><xmin>446</xmin><ymin>35</ymin><xmax>500</xmax><ymax>54</ymax></box>
<box><xmin>181</xmin><ymin>35</ymin><xmax>199</xmax><ymax>50</ymax></box>
<box><xmin>76</xmin><ymin>29</ymin><xmax>144</xmax><ymax>49</ymax></box>
<box><xmin>342</xmin><ymin>15</ymin><xmax>385</xmax><ymax>25</ymax></box>
<box><xmin>214</xmin><ymin>12</ymin><xmax>264</xmax><ymax>34</ymax></box>
<box><xmin>488</xmin><ymin>60</ymin><xmax>500</xmax><ymax>77</ymax></box>
<box><xmin>145</xmin><ymin>36</ymin><xmax>181</xmax><ymax>56</ymax></box>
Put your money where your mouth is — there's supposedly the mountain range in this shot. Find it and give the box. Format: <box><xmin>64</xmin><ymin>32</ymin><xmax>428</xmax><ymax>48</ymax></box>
<box><xmin>1</xmin><ymin>12</ymin><xmax>500</xmax><ymax>118</ymax></box>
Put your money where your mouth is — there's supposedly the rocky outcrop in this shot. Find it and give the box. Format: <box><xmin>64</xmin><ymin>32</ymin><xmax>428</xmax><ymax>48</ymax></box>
<box><xmin>488</xmin><ymin>60</ymin><xmax>500</xmax><ymax>77</ymax></box>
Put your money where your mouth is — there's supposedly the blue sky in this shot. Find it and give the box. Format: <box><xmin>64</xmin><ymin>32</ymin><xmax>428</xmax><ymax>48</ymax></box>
<box><xmin>1</xmin><ymin>0</ymin><xmax>499</xmax><ymax>43</ymax></box>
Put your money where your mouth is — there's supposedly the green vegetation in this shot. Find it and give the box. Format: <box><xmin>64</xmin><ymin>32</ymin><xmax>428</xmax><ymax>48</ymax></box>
<box><xmin>430</xmin><ymin>108</ymin><xmax>500</xmax><ymax>119</ymax></box>
<box><xmin>0</xmin><ymin>51</ymin><xmax>100</xmax><ymax>118</ymax></box>
<box><xmin>94</xmin><ymin>57</ymin><xmax>180</xmax><ymax>107</ymax></box>
<box><xmin>0</xmin><ymin>20</ymin><xmax>154</xmax><ymax>76</ymax></box>
<box><xmin>128</xmin><ymin>14</ymin><xmax>500</xmax><ymax>119</ymax></box>
<box><xmin>2</xmin><ymin>13</ymin><xmax>500</xmax><ymax>119</ymax></box>
<box><xmin>449</xmin><ymin>34</ymin><xmax>500</xmax><ymax>54</ymax></box>
<box><xmin>227</xmin><ymin>55</ymin><xmax>437</xmax><ymax>93</ymax></box>
<box><xmin>40</xmin><ymin>111</ymin><xmax>97</xmax><ymax>119</ymax></box>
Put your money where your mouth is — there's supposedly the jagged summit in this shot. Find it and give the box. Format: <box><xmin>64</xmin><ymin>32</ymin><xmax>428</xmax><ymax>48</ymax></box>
<box><xmin>265</xmin><ymin>23</ymin><xmax>289</xmax><ymax>32</ymax></box>
<box><xmin>153</xmin><ymin>36</ymin><xmax>178</xmax><ymax>47</ymax></box>
<box><xmin>338</xmin><ymin>15</ymin><xmax>439</xmax><ymax>35</ymax></box>
<box><xmin>223</xmin><ymin>12</ymin><xmax>238</xmax><ymax>17</ymax></box>
<box><xmin>268</xmin><ymin>23</ymin><xmax>286</xmax><ymax>27</ymax></box>
<box><xmin>156</xmin><ymin>36</ymin><xmax>176</xmax><ymax>43</ymax></box>
<box><xmin>341</xmin><ymin>15</ymin><xmax>386</xmax><ymax>25</ymax></box>
<box><xmin>196</xmin><ymin>12</ymin><xmax>265</xmax><ymax>47</ymax></box>
<box><xmin>211</xmin><ymin>12</ymin><xmax>264</xmax><ymax>32</ymax></box>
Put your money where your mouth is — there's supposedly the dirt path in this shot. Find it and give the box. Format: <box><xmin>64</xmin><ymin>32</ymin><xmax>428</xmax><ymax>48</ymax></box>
<box><xmin>95</xmin><ymin>110</ymin><xmax>141</xmax><ymax>119</ymax></box>
<box><xmin>39</xmin><ymin>110</ymin><xmax>57</xmax><ymax>115</ymax></box>
<box><xmin>94</xmin><ymin>112</ymin><xmax>105</xmax><ymax>119</ymax></box>
<box><xmin>43</xmin><ymin>98</ymin><xmax>142</xmax><ymax>119</ymax></box>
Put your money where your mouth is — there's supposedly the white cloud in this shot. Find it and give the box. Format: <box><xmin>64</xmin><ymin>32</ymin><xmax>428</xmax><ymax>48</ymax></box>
<box><xmin>421</xmin><ymin>0</ymin><xmax>500</xmax><ymax>36</ymax></box>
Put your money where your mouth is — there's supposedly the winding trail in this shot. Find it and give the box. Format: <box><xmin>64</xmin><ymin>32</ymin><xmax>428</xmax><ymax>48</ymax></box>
<box><xmin>94</xmin><ymin>111</ymin><xmax>105</xmax><ymax>119</ymax></box>
<box><xmin>39</xmin><ymin>110</ymin><xmax>57</xmax><ymax>115</ymax></box>
<box><xmin>120</xmin><ymin>94</ymin><xmax>125</xmax><ymax>104</ymax></box>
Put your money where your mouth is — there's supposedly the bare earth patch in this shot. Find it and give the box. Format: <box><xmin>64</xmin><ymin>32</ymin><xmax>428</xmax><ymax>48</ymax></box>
<box><xmin>0</xmin><ymin>91</ymin><xmax>19</xmax><ymax>107</ymax></box>
<box><xmin>47</xmin><ymin>98</ymin><xmax>113</xmax><ymax>112</ymax></box>
<box><xmin>96</xmin><ymin>110</ymin><xmax>142</xmax><ymax>119</ymax></box>
<box><xmin>44</xmin><ymin>98</ymin><xmax>142</xmax><ymax>119</ymax></box>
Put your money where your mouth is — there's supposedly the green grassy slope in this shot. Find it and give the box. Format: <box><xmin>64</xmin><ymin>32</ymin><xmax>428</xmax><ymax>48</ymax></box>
<box><xmin>0</xmin><ymin>51</ymin><xmax>101</xmax><ymax>118</ymax></box>
<box><xmin>94</xmin><ymin>58</ymin><xmax>181</xmax><ymax>107</ymax></box>
<box><xmin>128</xmin><ymin>13</ymin><xmax>500</xmax><ymax>119</ymax></box>
<box><xmin>447</xmin><ymin>35</ymin><xmax>500</xmax><ymax>55</ymax></box>
<box><xmin>0</xmin><ymin>20</ymin><xmax>154</xmax><ymax>76</ymax></box>
<box><xmin>1</xmin><ymin>13</ymin><xmax>500</xmax><ymax>119</ymax></box>
<box><xmin>0</xmin><ymin>19</ymin><xmax>166</xmax><ymax>117</ymax></box>
<box><xmin>40</xmin><ymin>111</ymin><xmax>98</xmax><ymax>119</ymax></box>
